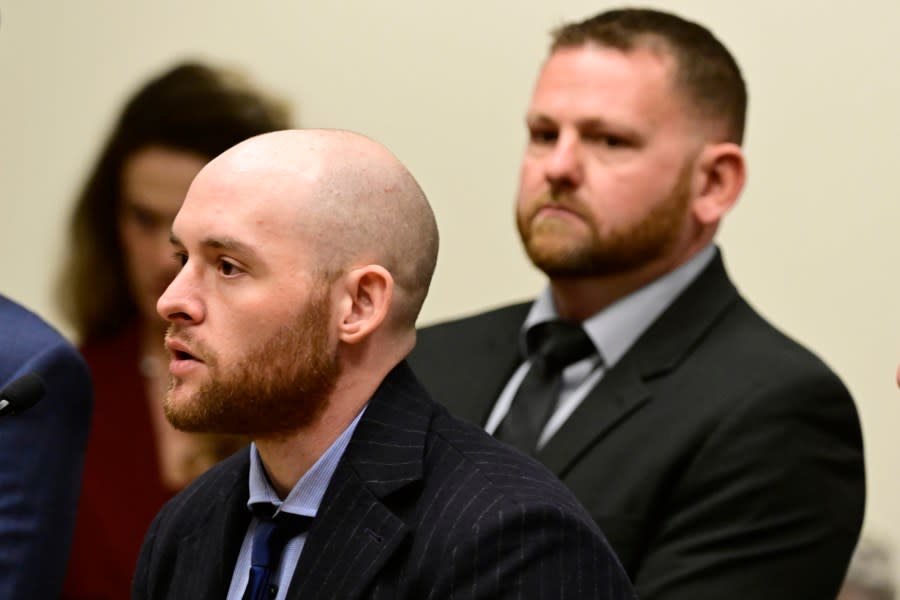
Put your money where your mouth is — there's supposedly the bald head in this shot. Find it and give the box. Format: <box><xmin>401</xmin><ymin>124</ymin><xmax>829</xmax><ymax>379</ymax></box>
<box><xmin>196</xmin><ymin>129</ymin><xmax>439</xmax><ymax>328</ymax></box>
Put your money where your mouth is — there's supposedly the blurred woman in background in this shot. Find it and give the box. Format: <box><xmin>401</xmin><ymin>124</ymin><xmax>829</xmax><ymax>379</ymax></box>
<box><xmin>57</xmin><ymin>61</ymin><xmax>291</xmax><ymax>599</ymax></box>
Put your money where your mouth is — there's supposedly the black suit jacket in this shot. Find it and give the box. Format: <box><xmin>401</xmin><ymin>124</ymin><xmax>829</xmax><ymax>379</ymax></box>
<box><xmin>409</xmin><ymin>253</ymin><xmax>865</xmax><ymax>599</ymax></box>
<box><xmin>132</xmin><ymin>361</ymin><xmax>634</xmax><ymax>599</ymax></box>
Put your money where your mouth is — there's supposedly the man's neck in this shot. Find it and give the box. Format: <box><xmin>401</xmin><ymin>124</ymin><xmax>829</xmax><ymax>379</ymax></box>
<box><xmin>252</xmin><ymin>367</ymin><xmax>387</xmax><ymax>498</ymax></box>
<box><xmin>549</xmin><ymin>247</ymin><xmax>705</xmax><ymax>322</ymax></box>
<box><xmin>254</xmin><ymin>422</ymin><xmax>344</xmax><ymax>499</ymax></box>
<box><xmin>551</xmin><ymin>267</ymin><xmax>664</xmax><ymax>322</ymax></box>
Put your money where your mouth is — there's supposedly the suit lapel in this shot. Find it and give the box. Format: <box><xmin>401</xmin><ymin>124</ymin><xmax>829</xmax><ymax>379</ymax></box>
<box><xmin>538</xmin><ymin>360</ymin><xmax>651</xmax><ymax>475</ymax></box>
<box><xmin>286</xmin><ymin>466</ymin><xmax>409</xmax><ymax>599</ymax></box>
<box><xmin>538</xmin><ymin>252</ymin><xmax>739</xmax><ymax>477</ymax></box>
<box><xmin>170</xmin><ymin>452</ymin><xmax>252</xmax><ymax>599</ymax></box>
<box><xmin>286</xmin><ymin>362</ymin><xmax>430</xmax><ymax>599</ymax></box>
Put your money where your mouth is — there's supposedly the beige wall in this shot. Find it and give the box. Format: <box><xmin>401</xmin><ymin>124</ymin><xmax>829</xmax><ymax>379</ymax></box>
<box><xmin>2</xmin><ymin>0</ymin><xmax>897</xmax><ymax>583</ymax></box>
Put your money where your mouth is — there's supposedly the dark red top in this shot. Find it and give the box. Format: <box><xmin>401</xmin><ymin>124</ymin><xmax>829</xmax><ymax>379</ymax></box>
<box><xmin>62</xmin><ymin>324</ymin><xmax>174</xmax><ymax>600</ymax></box>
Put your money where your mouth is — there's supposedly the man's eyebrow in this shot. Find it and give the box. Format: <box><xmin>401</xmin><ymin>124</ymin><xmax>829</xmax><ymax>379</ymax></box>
<box><xmin>168</xmin><ymin>233</ymin><xmax>259</xmax><ymax>259</ymax></box>
<box><xmin>199</xmin><ymin>236</ymin><xmax>256</xmax><ymax>255</ymax></box>
<box><xmin>526</xmin><ymin>113</ymin><xmax>557</xmax><ymax>125</ymax></box>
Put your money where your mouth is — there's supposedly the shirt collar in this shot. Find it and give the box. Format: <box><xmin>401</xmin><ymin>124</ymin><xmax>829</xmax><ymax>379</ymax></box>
<box><xmin>246</xmin><ymin>405</ymin><xmax>367</xmax><ymax>519</ymax></box>
<box><xmin>524</xmin><ymin>244</ymin><xmax>717</xmax><ymax>367</ymax></box>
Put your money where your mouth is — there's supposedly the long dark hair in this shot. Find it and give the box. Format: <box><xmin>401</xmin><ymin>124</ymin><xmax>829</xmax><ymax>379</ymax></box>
<box><xmin>58</xmin><ymin>61</ymin><xmax>292</xmax><ymax>343</ymax></box>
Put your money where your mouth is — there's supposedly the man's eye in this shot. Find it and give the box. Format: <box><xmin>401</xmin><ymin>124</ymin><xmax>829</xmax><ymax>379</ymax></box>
<box><xmin>219</xmin><ymin>260</ymin><xmax>240</xmax><ymax>276</ymax></box>
<box><xmin>173</xmin><ymin>252</ymin><xmax>187</xmax><ymax>267</ymax></box>
<box><xmin>584</xmin><ymin>132</ymin><xmax>628</xmax><ymax>148</ymax></box>
<box><xmin>528</xmin><ymin>128</ymin><xmax>558</xmax><ymax>144</ymax></box>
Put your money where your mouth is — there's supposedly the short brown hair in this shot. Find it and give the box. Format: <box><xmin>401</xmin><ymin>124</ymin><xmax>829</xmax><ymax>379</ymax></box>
<box><xmin>58</xmin><ymin>61</ymin><xmax>292</xmax><ymax>343</ymax></box>
<box><xmin>552</xmin><ymin>8</ymin><xmax>747</xmax><ymax>144</ymax></box>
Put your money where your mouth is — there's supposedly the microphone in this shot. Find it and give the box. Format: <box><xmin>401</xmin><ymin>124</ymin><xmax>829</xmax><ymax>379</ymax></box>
<box><xmin>0</xmin><ymin>372</ymin><xmax>46</xmax><ymax>416</ymax></box>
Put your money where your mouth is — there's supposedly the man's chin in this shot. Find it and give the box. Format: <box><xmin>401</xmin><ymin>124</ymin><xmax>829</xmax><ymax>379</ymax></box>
<box><xmin>525</xmin><ymin>240</ymin><xmax>593</xmax><ymax>275</ymax></box>
<box><xmin>162</xmin><ymin>388</ymin><xmax>204</xmax><ymax>429</ymax></box>
<box><xmin>165</xmin><ymin>377</ymin><xmax>194</xmax><ymax>402</ymax></box>
<box><xmin>163</xmin><ymin>406</ymin><xmax>222</xmax><ymax>434</ymax></box>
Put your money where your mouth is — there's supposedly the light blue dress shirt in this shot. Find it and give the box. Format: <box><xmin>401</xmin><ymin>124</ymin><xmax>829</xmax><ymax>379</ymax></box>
<box><xmin>485</xmin><ymin>244</ymin><xmax>716</xmax><ymax>449</ymax></box>
<box><xmin>226</xmin><ymin>407</ymin><xmax>366</xmax><ymax>600</ymax></box>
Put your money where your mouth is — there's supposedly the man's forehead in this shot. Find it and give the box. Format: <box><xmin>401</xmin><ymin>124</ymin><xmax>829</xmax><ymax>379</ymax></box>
<box><xmin>185</xmin><ymin>155</ymin><xmax>309</xmax><ymax>214</ymax></box>
<box><xmin>540</xmin><ymin>44</ymin><xmax>675</xmax><ymax>88</ymax></box>
<box><xmin>530</xmin><ymin>45</ymin><xmax>682</xmax><ymax>121</ymax></box>
<box><xmin>172</xmin><ymin>171</ymin><xmax>312</xmax><ymax>256</ymax></box>
<box><xmin>169</xmin><ymin>134</ymin><xmax>337</xmax><ymax>252</ymax></box>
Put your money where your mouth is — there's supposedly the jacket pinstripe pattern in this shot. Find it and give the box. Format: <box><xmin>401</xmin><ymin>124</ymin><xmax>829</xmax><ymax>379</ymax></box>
<box><xmin>132</xmin><ymin>361</ymin><xmax>635</xmax><ymax>599</ymax></box>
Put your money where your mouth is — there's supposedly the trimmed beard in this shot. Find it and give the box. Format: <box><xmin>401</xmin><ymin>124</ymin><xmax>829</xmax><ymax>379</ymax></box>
<box><xmin>164</xmin><ymin>282</ymin><xmax>341</xmax><ymax>437</ymax></box>
<box><xmin>517</xmin><ymin>160</ymin><xmax>694</xmax><ymax>279</ymax></box>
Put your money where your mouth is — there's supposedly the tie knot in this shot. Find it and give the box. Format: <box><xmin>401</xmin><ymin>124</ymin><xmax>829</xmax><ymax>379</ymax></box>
<box><xmin>249</xmin><ymin>504</ymin><xmax>313</xmax><ymax>563</ymax></box>
<box><xmin>526</xmin><ymin>320</ymin><xmax>595</xmax><ymax>373</ymax></box>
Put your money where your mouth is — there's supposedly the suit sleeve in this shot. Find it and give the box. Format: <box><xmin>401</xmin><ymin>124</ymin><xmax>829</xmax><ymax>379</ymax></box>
<box><xmin>0</xmin><ymin>341</ymin><xmax>93</xmax><ymax>599</ymax></box>
<box><xmin>429</xmin><ymin>500</ymin><xmax>636</xmax><ymax>599</ymax></box>
<box><xmin>633</xmin><ymin>370</ymin><xmax>865</xmax><ymax>599</ymax></box>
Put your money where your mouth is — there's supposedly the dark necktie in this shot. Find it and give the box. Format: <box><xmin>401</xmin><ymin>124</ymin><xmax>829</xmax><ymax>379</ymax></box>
<box><xmin>242</xmin><ymin>505</ymin><xmax>313</xmax><ymax>600</ymax></box>
<box><xmin>495</xmin><ymin>320</ymin><xmax>595</xmax><ymax>454</ymax></box>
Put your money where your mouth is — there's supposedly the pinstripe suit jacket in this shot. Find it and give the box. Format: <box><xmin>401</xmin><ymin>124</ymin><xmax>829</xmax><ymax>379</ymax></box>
<box><xmin>132</xmin><ymin>361</ymin><xmax>635</xmax><ymax>599</ymax></box>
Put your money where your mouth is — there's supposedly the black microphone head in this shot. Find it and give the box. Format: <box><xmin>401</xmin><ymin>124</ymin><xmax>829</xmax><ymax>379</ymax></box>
<box><xmin>0</xmin><ymin>372</ymin><xmax>46</xmax><ymax>416</ymax></box>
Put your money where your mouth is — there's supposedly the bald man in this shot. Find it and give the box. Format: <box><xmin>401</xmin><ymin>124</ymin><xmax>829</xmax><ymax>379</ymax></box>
<box><xmin>132</xmin><ymin>130</ymin><xmax>634</xmax><ymax>600</ymax></box>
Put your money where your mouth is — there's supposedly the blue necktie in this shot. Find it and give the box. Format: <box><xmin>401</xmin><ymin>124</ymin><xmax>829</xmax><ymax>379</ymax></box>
<box><xmin>242</xmin><ymin>506</ymin><xmax>313</xmax><ymax>600</ymax></box>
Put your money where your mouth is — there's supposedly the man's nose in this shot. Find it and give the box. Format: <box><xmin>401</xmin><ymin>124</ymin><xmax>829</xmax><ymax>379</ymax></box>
<box><xmin>156</xmin><ymin>264</ymin><xmax>204</xmax><ymax>325</ymax></box>
<box><xmin>544</xmin><ymin>133</ymin><xmax>584</xmax><ymax>188</ymax></box>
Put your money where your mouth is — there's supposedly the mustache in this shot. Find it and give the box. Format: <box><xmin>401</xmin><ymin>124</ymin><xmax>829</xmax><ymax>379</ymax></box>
<box><xmin>529</xmin><ymin>189</ymin><xmax>591</xmax><ymax>220</ymax></box>
<box><xmin>164</xmin><ymin>326</ymin><xmax>215</xmax><ymax>365</ymax></box>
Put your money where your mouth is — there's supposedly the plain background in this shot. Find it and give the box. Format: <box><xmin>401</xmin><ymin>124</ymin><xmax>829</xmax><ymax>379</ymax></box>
<box><xmin>1</xmin><ymin>0</ymin><xmax>898</xmax><ymax>585</ymax></box>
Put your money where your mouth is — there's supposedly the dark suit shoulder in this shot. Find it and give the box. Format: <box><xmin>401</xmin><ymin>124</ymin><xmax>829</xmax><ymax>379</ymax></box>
<box><xmin>149</xmin><ymin>448</ymin><xmax>249</xmax><ymax>534</ymax></box>
<box><xmin>0</xmin><ymin>295</ymin><xmax>88</xmax><ymax>383</ymax></box>
<box><xmin>1</xmin><ymin>295</ymin><xmax>70</xmax><ymax>350</ymax></box>
<box><xmin>620</xmin><ymin>292</ymin><xmax>862</xmax><ymax>599</ymax></box>
<box><xmin>427</xmin><ymin>406</ymin><xmax>594</xmax><ymax>519</ymax></box>
<box><xmin>414</xmin><ymin>301</ymin><xmax>531</xmax><ymax>349</ymax></box>
<box><xmin>133</xmin><ymin>448</ymin><xmax>251</xmax><ymax>599</ymax></box>
<box><xmin>692</xmin><ymin>294</ymin><xmax>852</xmax><ymax>402</ymax></box>
<box><xmin>409</xmin><ymin>302</ymin><xmax>531</xmax><ymax>421</ymax></box>
<box><xmin>399</xmin><ymin>404</ymin><xmax>634</xmax><ymax>598</ymax></box>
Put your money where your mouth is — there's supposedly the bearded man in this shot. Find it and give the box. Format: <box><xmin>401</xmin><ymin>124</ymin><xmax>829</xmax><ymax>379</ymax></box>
<box><xmin>132</xmin><ymin>129</ymin><xmax>634</xmax><ymax>600</ymax></box>
<box><xmin>409</xmin><ymin>8</ymin><xmax>865</xmax><ymax>599</ymax></box>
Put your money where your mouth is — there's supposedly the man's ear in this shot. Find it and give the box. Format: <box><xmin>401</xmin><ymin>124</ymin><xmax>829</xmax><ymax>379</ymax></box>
<box><xmin>337</xmin><ymin>265</ymin><xmax>393</xmax><ymax>345</ymax></box>
<box><xmin>692</xmin><ymin>142</ymin><xmax>746</xmax><ymax>225</ymax></box>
